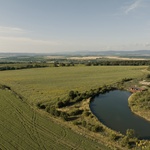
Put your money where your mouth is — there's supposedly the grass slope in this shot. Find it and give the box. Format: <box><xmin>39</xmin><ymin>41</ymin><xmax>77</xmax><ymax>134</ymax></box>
<box><xmin>0</xmin><ymin>88</ymin><xmax>110</xmax><ymax>150</ymax></box>
<box><xmin>0</xmin><ymin>66</ymin><xmax>147</xmax><ymax>150</ymax></box>
<box><xmin>128</xmin><ymin>90</ymin><xmax>150</xmax><ymax>121</ymax></box>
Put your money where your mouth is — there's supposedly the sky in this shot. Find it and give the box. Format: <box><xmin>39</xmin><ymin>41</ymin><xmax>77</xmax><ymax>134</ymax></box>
<box><xmin>0</xmin><ymin>0</ymin><xmax>150</xmax><ymax>53</ymax></box>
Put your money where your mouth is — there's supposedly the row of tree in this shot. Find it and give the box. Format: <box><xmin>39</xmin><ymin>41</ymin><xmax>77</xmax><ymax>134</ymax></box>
<box><xmin>52</xmin><ymin>60</ymin><xmax>150</xmax><ymax>67</ymax></box>
<box><xmin>56</xmin><ymin>86</ymin><xmax>116</xmax><ymax>108</ymax></box>
<box><xmin>0</xmin><ymin>64</ymin><xmax>48</xmax><ymax>71</ymax></box>
<box><xmin>84</xmin><ymin>60</ymin><xmax>150</xmax><ymax>66</ymax></box>
<box><xmin>1</xmin><ymin>60</ymin><xmax>150</xmax><ymax>71</ymax></box>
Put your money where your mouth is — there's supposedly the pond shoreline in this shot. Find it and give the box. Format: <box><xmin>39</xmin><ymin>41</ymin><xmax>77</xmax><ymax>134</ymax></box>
<box><xmin>90</xmin><ymin>90</ymin><xmax>150</xmax><ymax>140</ymax></box>
<box><xmin>128</xmin><ymin>94</ymin><xmax>150</xmax><ymax>122</ymax></box>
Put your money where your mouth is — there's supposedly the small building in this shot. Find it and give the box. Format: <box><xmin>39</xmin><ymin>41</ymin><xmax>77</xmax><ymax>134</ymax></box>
<box><xmin>130</xmin><ymin>87</ymin><xmax>145</xmax><ymax>93</ymax></box>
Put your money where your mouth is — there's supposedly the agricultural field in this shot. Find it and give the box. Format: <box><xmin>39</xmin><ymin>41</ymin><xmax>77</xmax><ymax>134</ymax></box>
<box><xmin>0</xmin><ymin>65</ymin><xmax>148</xmax><ymax>149</ymax></box>
<box><xmin>0</xmin><ymin>88</ymin><xmax>110</xmax><ymax>150</ymax></box>
<box><xmin>0</xmin><ymin>66</ymin><xmax>146</xmax><ymax>104</ymax></box>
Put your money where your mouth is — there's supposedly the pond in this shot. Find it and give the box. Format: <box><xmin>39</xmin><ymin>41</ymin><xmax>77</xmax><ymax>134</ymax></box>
<box><xmin>90</xmin><ymin>90</ymin><xmax>150</xmax><ymax>139</ymax></box>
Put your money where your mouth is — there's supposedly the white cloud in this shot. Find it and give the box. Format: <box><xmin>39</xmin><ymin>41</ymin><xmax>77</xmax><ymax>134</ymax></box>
<box><xmin>124</xmin><ymin>0</ymin><xmax>143</xmax><ymax>14</ymax></box>
<box><xmin>0</xmin><ymin>26</ymin><xmax>26</xmax><ymax>34</ymax></box>
<box><xmin>0</xmin><ymin>36</ymin><xmax>66</xmax><ymax>53</ymax></box>
<box><xmin>144</xmin><ymin>42</ymin><xmax>150</xmax><ymax>47</ymax></box>
<box><xmin>0</xmin><ymin>36</ymin><xmax>60</xmax><ymax>45</ymax></box>
<box><xmin>0</xmin><ymin>26</ymin><xmax>64</xmax><ymax>52</ymax></box>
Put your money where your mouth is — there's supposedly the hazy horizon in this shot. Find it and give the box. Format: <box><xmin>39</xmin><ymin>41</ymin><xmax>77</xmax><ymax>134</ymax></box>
<box><xmin>0</xmin><ymin>0</ymin><xmax>150</xmax><ymax>53</ymax></box>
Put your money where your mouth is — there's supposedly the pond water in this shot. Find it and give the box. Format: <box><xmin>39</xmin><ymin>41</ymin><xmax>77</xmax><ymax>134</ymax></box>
<box><xmin>90</xmin><ymin>90</ymin><xmax>150</xmax><ymax>139</ymax></box>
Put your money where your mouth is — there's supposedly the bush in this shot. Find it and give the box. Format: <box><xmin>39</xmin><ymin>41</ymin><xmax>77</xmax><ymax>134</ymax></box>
<box><xmin>91</xmin><ymin>125</ymin><xmax>103</xmax><ymax>132</ymax></box>
<box><xmin>70</xmin><ymin>109</ymin><xmax>83</xmax><ymax>116</ymax></box>
<box><xmin>146</xmin><ymin>74</ymin><xmax>150</xmax><ymax>79</ymax></box>
<box><xmin>63</xmin><ymin>98</ymin><xmax>71</xmax><ymax>106</ymax></box>
<box><xmin>121</xmin><ymin>136</ymin><xmax>129</xmax><ymax>147</ymax></box>
<box><xmin>50</xmin><ymin>107</ymin><xmax>55</xmax><ymax>115</ymax></box>
<box><xmin>84</xmin><ymin>111</ymin><xmax>91</xmax><ymax>116</ymax></box>
<box><xmin>69</xmin><ymin>90</ymin><xmax>76</xmax><ymax>99</ymax></box>
<box><xmin>60</xmin><ymin>112</ymin><xmax>68</xmax><ymax>121</ymax></box>
<box><xmin>36</xmin><ymin>102</ymin><xmax>46</xmax><ymax>109</ymax></box>
<box><xmin>87</xmin><ymin>126</ymin><xmax>92</xmax><ymax>131</ymax></box>
<box><xmin>110</xmin><ymin>133</ymin><xmax>120</xmax><ymax>141</ymax></box>
<box><xmin>45</xmin><ymin>106</ymin><xmax>50</xmax><ymax>113</ymax></box>
<box><xmin>40</xmin><ymin>105</ymin><xmax>46</xmax><ymax>109</ymax></box>
<box><xmin>56</xmin><ymin>101</ymin><xmax>64</xmax><ymax>108</ymax></box>
<box><xmin>126</xmin><ymin>129</ymin><xmax>136</xmax><ymax>139</ymax></box>
<box><xmin>73</xmin><ymin>96</ymin><xmax>83</xmax><ymax>103</ymax></box>
<box><xmin>82</xmin><ymin>121</ymin><xmax>87</xmax><ymax>127</ymax></box>
<box><xmin>56</xmin><ymin>98</ymin><xmax>71</xmax><ymax>108</ymax></box>
<box><xmin>54</xmin><ymin>110</ymin><xmax>61</xmax><ymax>117</ymax></box>
<box><xmin>121</xmin><ymin>78</ymin><xmax>132</xmax><ymax>83</ymax></box>
<box><xmin>73</xmin><ymin>121</ymin><xmax>81</xmax><ymax>125</ymax></box>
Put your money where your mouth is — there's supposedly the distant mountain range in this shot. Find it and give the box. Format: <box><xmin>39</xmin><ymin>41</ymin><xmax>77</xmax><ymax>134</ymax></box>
<box><xmin>1</xmin><ymin>50</ymin><xmax>150</xmax><ymax>57</ymax></box>
<box><xmin>57</xmin><ymin>50</ymin><xmax>150</xmax><ymax>56</ymax></box>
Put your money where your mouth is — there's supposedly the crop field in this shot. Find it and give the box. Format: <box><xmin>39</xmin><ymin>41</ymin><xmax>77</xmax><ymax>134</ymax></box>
<box><xmin>0</xmin><ymin>66</ymin><xmax>147</xmax><ymax>149</ymax></box>
<box><xmin>0</xmin><ymin>88</ymin><xmax>110</xmax><ymax>150</ymax></box>
<box><xmin>0</xmin><ymin>66</ymin><xmax>146</xmax><ymax>104</ymax></box>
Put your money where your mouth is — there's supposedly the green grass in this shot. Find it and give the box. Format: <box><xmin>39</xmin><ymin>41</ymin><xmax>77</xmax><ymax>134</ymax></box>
<box><xmin>0</xmin><ymin>66</ymin><xmax>146</xmax><ymax>104</ymax></box>
<box><xmin>128</xmin><ymin>89</ymin><xmax>150</xmax><ymax>121</ymax></box>
<box><xmin>0</xmin><ymin>88</ymin><xmax>110</xmax><ymax>150</ymax></box>
<box><xmin>0</xmin><ymin>66</ymin><xmax>147</xmax><ymax>150</ymax></box>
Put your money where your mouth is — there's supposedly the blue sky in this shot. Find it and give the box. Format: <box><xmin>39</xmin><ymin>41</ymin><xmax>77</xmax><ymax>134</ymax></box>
<box><xmin>0</xmin><ymin>0</ymin><xmax>150</xmax><ymax>53</ymax></box>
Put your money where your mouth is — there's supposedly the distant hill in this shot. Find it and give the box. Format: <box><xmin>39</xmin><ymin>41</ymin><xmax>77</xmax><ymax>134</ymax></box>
<box><xmin>53</xmin><ymin>50</ymin><xmax>150</xmax><ymax>58</ymax></box>
<box><xmin>1</xmin><ymin>50</ymin><xmax>150</xmax><ymax>58</ymax></box>
<box><xmin>51</xmin><ymin>50</ymin><xmax>150</xmax><ymax>57</ymax></box>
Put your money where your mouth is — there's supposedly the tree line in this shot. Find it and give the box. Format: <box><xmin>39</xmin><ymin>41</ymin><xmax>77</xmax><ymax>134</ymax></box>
<box><xmin>0</xmin><ymin>64</ymin><xmax>48</xmax><ymax>71</ymax></box>
<box><xmin>84</xmin><ymin>60</ymin><xmax>150</xmax><ymax>66</ymax></box>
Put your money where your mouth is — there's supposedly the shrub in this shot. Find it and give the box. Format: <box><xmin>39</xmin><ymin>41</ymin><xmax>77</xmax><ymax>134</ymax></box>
<box><xmin>54</xmin><ymin>110</ymin><xmax>61</xmax><ymax>117</ymax></box>
<box><xmin>121</xmin><ymin>136</ymin><xmax>129</xmax><ymax>147</ymax></box>
<box><xmin>40</xmin><ymin>105</ymin><xmax>46</xmax><ymax>109</ymax></box>
<box><xmin>69</xmin><ymin>90</ymin><xmax>76</xmax><ymax>99</ymax></box>
<box><xmin>73</xmin><ymin>96</ymin><xmax>83</xmax><ymax>103</ymax></box>
<box><xmin>50</xmin><ymin>107</ymin><xmax>56</xmax><ymax>115</ymax></box>
<box><xmin>56</xmin><ymin>98</ymin><xmax>71</xmax><ymax>108</ymax></box>
<box><xmin>56</xmin><ymin>101</ymin><xmax>64</xmax><ymax>108</ymax></box>
<box><xmin>73</xmin><ymin>121</ymin><xmax>81</xmax><ymax>125</ymax></box>
<box><xmin>70</xmin><ymin>109</ymin><xmax>83</xmax><ymax>116</ymax></box>
<box><xmin>45</xmin><ymin>106</ymin><xmax>50</xmax><ymax>113</ymax></box>
<box><xmin>87</xmin><ymin>126</ymin><xmax>92</xmax><ymax>131</ymax></box>
<box><xmin>82</xmin><ymin>121</ymin><xmax>87</xmax><ymax>127</ymax></box>
<box><xmin>121</xmin><ymin>78</ymin><xmax>132</xmax><ymax>83</ymax></box>
<box><xmin>126</xmin><ymin>129</ymin><xmax>136</xmax><ymax>139</ymax></box>
<box><xmin>110</xmin><ymin>133</ymin><xmax>120</xmax><ymax>141</ymax></box>
<box><xmin>84</xmin><ymin>111</ymin><xmax>91</xmax><ymax>116</ymax></box>
<box><xmin>60</xmin><ymin>112</ymin><xmax>68</xmax><ymax>121</ymax></box>
<box><xmin>91</xmin><ymin>125</ymin><xmax>103</xmax><ymax>132</ymax></box>
<box><xmin>36</xmin><ymin>102</ymin><xmax>46</xmax><ymax>109</ymax></box>
<box><xmin>146</xmin><ymin>74</ymin><xmax>150</xmax><ymax>79</ymax></box>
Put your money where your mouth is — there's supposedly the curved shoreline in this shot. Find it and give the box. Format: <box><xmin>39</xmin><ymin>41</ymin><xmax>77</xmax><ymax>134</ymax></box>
<box><xmin>90</xmin><ymin>90</ymin><xmax>150</xmax><ymax>137</ymax></box>
<box><xmin>128</xmin><ymin>94</ymin><xmax>150</xmax><ymax>122</ymax></box>
<box><xmin>2</xmin><ymin>83</ymin><xmax>150</xmax><ymax>149</ymax></box>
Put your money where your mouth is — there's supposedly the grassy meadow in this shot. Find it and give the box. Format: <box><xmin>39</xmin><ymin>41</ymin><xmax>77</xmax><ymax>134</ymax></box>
<box><xmin>0</xmin><ymin>65</ymin><xmax>148</xmax><ymax>149</ymax></box>
<box><xmin>0</xmin><ymin>66</ymin><xmax>146</xmax><ymax>104</ymax></box>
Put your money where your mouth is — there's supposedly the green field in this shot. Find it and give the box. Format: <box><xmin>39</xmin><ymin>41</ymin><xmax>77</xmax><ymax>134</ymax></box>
<box><xmin>0</xmin><ymin>66</ymin><xmax>148</xmax><ymax>149</ymax></box>
<box><xmin>0</xmin><ymin>66</ymin><xmax>146</xmax><ymax>104</ymax></box>
<box><xmin>0</xmin><ymin>88</ymin><xmax>110</xmax><ymax>150</ymax></box>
